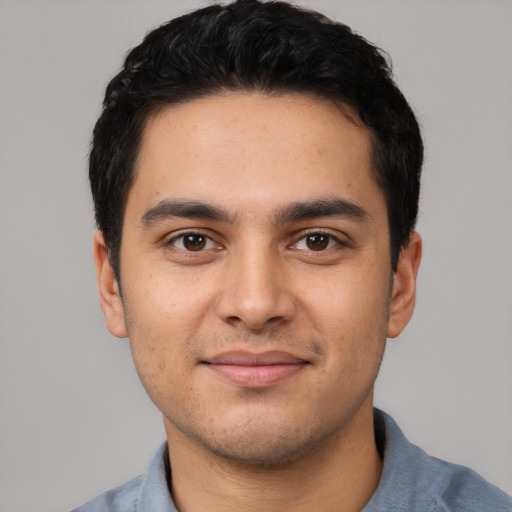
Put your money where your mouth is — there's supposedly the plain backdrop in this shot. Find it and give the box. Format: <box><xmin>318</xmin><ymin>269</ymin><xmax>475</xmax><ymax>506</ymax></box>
<box><xmin>1</xmin><ymin>1</ymin><xmax>511</xmax><ymax>511</ymax></box>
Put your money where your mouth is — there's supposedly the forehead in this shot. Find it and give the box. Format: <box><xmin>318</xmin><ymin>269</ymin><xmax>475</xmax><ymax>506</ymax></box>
<box><xmin>128</xmin><ymin>92</ymin><xmax>385</xmax><ymax>223</ymax></box>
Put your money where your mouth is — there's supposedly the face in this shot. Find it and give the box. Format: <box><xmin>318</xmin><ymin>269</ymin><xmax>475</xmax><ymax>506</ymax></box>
<box><xmin>95</xmin><ymin>93</ymin><xmax>420</xmax><ymax>466</ymax></box>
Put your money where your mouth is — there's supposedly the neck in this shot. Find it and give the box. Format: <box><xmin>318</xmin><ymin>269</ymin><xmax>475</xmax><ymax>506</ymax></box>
<box><xmin>165</xmin><ymin>402</ymin><xmax>382</xmax><ymax>512</ymax></box>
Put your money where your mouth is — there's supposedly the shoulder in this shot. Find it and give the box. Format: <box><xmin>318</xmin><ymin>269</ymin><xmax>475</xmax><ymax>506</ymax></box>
<box><xmin>431</xmin><ymin>459</ymin><xmax>512</xmax><ymax>511</ymax></box>
<box><xmin>69</xmin><ymin>442</ymin><xmax>174</xmax><ymax>512</ymax></box>
<box><xmin>369</xmin><ymin>410</ymin><xmax>512</xmax><ymax>511</ymax></box>
<box><xmin>70</xmin><ymin>475</ymin><xmax>143</xmax><ymax>512</ymax></box>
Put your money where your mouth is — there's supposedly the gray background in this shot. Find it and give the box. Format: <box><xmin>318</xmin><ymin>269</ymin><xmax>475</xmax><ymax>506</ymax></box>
<box><xmin>1</xmin><ymin>1</ymin><xmax>511</xmax><ymax>510</ymax></box>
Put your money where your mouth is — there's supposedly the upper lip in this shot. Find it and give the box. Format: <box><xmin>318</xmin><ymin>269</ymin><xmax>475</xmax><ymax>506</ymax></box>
<box><xmin>203</xmin><ymin>350</ymin><xmax>309</xmax><ymax>366</ymax></box>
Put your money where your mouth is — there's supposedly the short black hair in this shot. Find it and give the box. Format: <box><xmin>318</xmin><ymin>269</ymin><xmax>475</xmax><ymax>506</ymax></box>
<box><xmin>89</xmin><ymin>0</ymin><xmax>423</xmax><ymax>279</ymax></box>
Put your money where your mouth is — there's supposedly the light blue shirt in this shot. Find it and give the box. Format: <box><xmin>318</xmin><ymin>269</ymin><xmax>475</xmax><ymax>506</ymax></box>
<box><xmin>71</xmin><ymin>409</ymin><xmax>512</xmax><ymax>511</ymax></box>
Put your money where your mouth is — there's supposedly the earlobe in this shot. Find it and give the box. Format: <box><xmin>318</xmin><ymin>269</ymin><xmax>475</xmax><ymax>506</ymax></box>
<box><xmin>93</xmin><ymin>231</ymin><xmax>128</xmax><ymax>338</ymax></box>
<box><xmin>387</xmin><ymin>231</ymin><xmax>422</xmax><ymax>338</ymax></box>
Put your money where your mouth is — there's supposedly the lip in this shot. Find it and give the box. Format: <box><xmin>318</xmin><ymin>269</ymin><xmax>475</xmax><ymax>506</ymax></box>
<box><xmin>202</xmin><ymin>350</ymin><xmax>309</xmax><ymax>387</ymax></box>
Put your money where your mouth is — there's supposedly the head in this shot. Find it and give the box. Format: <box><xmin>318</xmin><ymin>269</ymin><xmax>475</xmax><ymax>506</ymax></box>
<box><xmin>89</xmin><ymin>0</ymin><xmax>423</xmax><ymax>282</ymax></box>
<box><xmin>91</xmin><ymin>0</ymin><xmax>423</xmax><ymax>469</ymax></box>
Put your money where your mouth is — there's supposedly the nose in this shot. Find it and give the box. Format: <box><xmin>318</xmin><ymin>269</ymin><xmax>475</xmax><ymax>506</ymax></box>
<box><xmin>215</xmin><ymin>245</ymin><xmax>296</xmax><ymax>331</ymax></box>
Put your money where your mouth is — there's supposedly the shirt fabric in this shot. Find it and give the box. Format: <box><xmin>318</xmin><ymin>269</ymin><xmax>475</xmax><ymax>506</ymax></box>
<box><xmin>71</xmin><ymin>409</ymin><xmax>512</xmax><ymax>511</ymax></box>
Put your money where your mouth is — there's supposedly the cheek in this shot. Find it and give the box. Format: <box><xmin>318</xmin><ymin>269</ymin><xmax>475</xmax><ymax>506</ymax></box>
<box><xmin>121</xmin><ymin>266</ymin><xmax>222</xmax><ymax>385</ymax></box>
<box><xmin>300</xmin><ymin>265</ymin><xmax>390</xmax><ymax>328</ymax></box>
<box><xmin>124</xmin><ymin>265</ymin><xmax>217</xmax><ymax>332</ymax></box>
<box><xmin>125</xmin><ymin>303</ymin><xmax>193</xmax><ymax>414</ymax></box>
<box><xmin>298</xmin><ymin>266</ymin><xmax>390</xmax><ymax>371</ymax></box>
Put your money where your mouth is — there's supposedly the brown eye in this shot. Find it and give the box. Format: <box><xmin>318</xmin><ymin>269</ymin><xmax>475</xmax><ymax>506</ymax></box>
<box><xmin>168</xmin><ymin>232</ymin><xmax>216</xmax><ymax>252</ymax></box>
<box><xmin>182</xmin><ymin>234</ymin><xmax>207</xmax><ymax>251</ymax></box>
<box><xmin>305</xmin><ymin>234</ymin><xmax>330</xmax><ymax>251</ymax></box>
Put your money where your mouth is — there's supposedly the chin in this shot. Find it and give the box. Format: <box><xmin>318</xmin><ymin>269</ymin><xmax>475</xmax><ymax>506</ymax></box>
<box><xmin>176</xmin><ymin>412</ymin><xmax>343</xmax><ymax>469</ymax></box>
<box><xmin>199</xmin><ymin>434</ymin><xmax>318</xmax><ymax>469</ymax></box>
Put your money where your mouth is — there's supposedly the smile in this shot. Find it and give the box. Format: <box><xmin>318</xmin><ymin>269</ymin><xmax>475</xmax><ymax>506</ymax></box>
<box><xmin>202</xmin><ymin>351</ymin><xmax>309</xmax><ymax>387</ymax></box>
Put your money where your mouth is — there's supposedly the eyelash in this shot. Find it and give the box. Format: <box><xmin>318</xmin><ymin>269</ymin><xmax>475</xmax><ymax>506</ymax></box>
<box><xmin>291</xmin><ymin>230</ymin><xmax>344</xmax><ymax>252</ymax></box>
<box><xmin>165</xmin><ymin>231</ymin><xmax>219</xmax><ymax>252</ymax></box>
<box><xmin>165</xmin><ymin>229</ymin><xmax>346</xmax><ymax>253</ymax></box>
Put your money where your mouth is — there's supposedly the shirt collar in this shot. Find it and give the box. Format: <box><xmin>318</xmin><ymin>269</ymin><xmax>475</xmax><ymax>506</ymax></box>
<box><xmin>136</xmin><ymin>409</ymin><xmax>438</xmax><ymax>512</ymax></box>
<box><xmin>136</xmin><ymin>442</ymin><xmax>178</xmax><ymax>512</ymax></box>
<box><xmin>363</xmin><ymin>408</ymin><xmax>439</xmax><ymax>511</ymax></box>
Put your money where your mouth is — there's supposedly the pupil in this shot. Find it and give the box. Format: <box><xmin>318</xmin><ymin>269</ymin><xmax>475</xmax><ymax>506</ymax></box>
<box><xmin>307</xmin><ymin>234</ymin><xmax>328</xmax><ymax>250</ymax></box>
<box><xmin>184</xmin><ymin>235</ymin><xmax>206</xmax><ymax>251</ymax></box>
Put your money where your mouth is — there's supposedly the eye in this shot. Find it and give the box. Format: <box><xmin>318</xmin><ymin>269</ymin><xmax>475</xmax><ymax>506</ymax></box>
<box><xmin>168</xmin><ymin>232</ymin><xmax>217</xmax><ymax>252</ymax></box>
<box><xmin>293</xmin><ymin>232</ymin><xmax>341</xmax><ymax>251</ymax></box>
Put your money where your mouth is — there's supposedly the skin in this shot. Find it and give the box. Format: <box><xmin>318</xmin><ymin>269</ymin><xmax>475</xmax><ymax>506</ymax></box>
<box><xmin>94</xmin><ymin>92</ymin><xmax>421</xmax><ymax>512</ymax></box>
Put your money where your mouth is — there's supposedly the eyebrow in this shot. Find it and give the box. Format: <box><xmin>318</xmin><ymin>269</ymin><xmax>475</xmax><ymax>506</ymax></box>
<box><xmin>139</xmin><ymin>197</ymin><xmax>367</xmax><ymax>228</ymax></box>
<box><xmin>274</xmin><ymin>198</ymin><xmax>368</xmax><ymax>225</ymax></box>
<box><xmin>140</xmin><ymin>199</ymin><xmax>234</xmax><ymax>227</ymax></box>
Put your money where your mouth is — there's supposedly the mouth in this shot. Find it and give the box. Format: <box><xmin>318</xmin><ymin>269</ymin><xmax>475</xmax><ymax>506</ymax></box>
<box><xmin>202</xmin><ymin>350</ymin><xmax>310</xmax><ymax>388</ymax></box>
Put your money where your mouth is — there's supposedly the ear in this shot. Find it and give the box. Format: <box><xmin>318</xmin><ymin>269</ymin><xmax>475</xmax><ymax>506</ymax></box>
<box><xmin>93</xmin><ymin>231</ymin><xmax>127</xmax><ymax>338</ymax></box>
<box><xmin>387</xmin><ymin>231</ymin><xmax>422</xmax><ymax>338</ymax></box>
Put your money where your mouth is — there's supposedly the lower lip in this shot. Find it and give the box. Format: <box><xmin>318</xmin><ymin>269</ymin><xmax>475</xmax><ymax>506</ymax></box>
<box><xmin>205</xmin><ymin>363</ymin><xmax>306</xmax><ymax>387</ymax></box>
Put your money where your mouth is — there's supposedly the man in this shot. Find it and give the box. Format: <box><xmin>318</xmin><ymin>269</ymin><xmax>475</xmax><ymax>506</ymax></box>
<box><xmin>74</xmin><ymin>0</ymin><xmax>512</xmax><ymax>510</ymax></box>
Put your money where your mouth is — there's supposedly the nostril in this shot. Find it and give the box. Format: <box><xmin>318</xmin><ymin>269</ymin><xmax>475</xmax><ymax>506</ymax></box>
<box><xmin>214</xmin><ymin>261</ymin><xmax>296</xmax><ymax>328</ymax></box>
